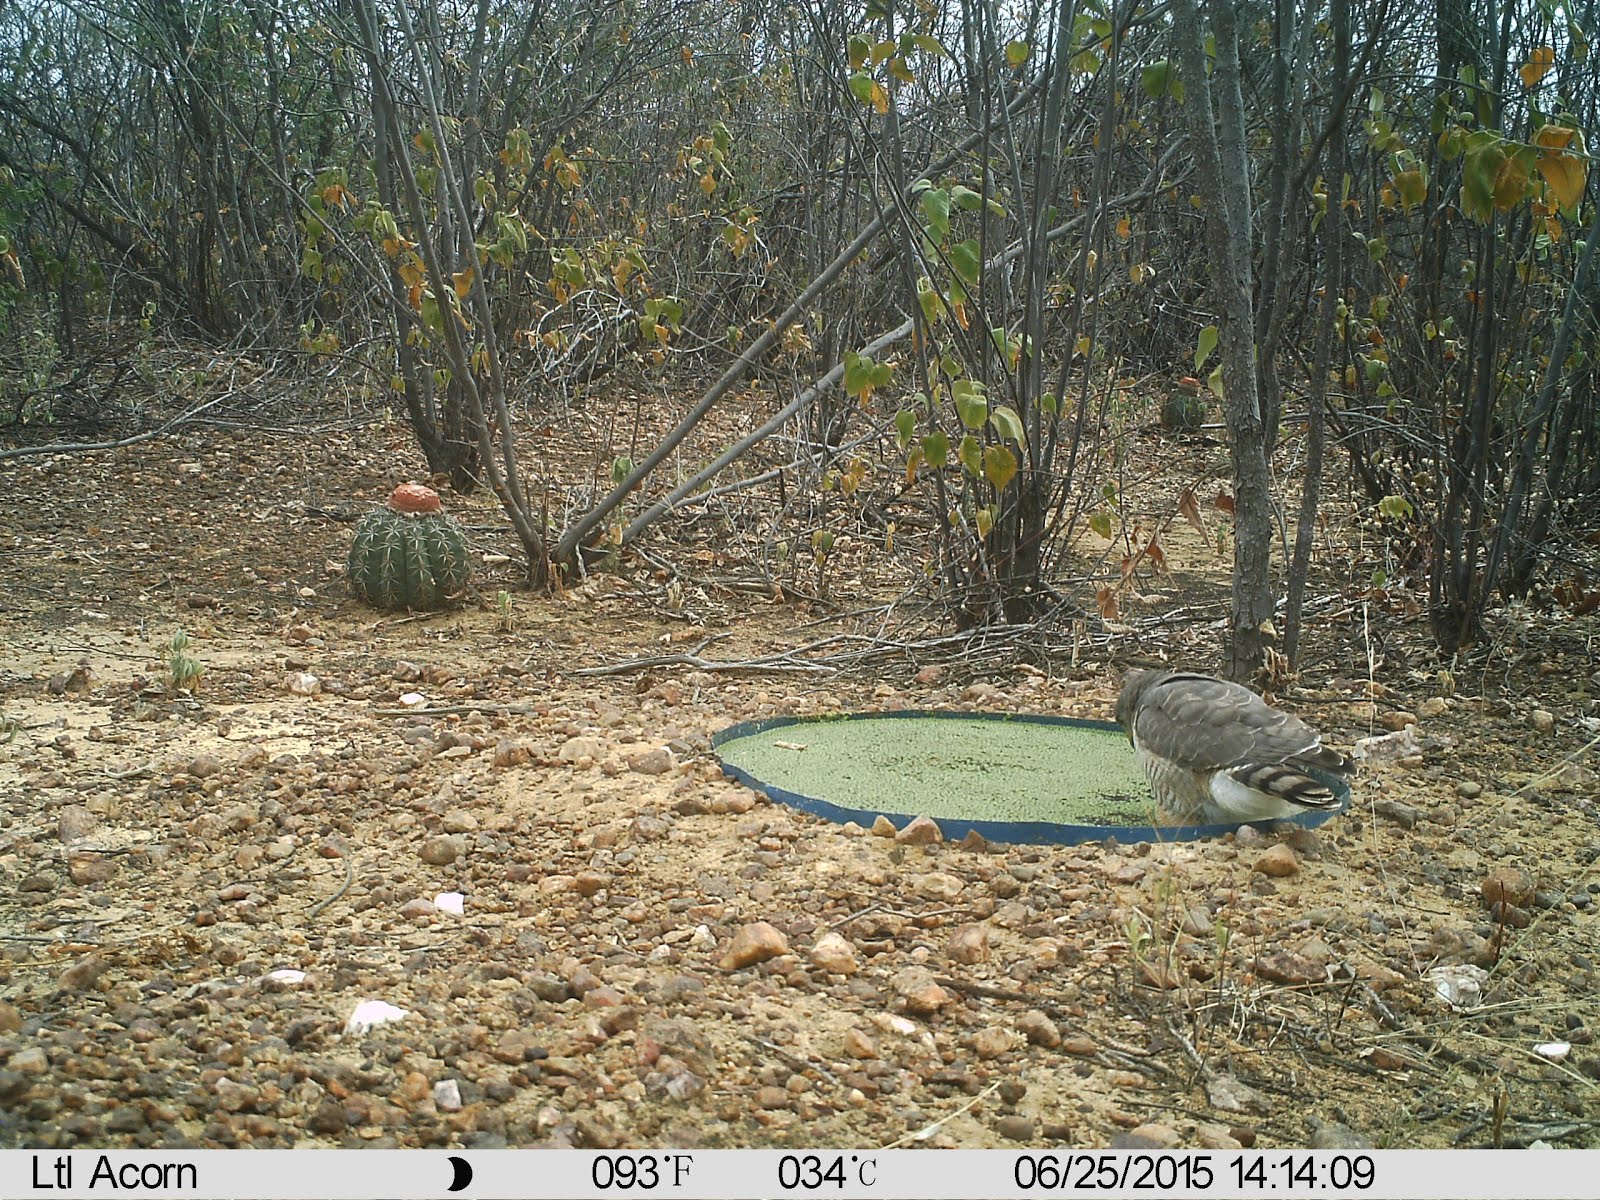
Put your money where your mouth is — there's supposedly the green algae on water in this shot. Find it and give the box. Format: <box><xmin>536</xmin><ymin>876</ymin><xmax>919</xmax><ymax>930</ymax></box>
<box><xmin>716</xmin><ymin>714</ymin><xmax>1155</xmax><ymax>826</ymax></box>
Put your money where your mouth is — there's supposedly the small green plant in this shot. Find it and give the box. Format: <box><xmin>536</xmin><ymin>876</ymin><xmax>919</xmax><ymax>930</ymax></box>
<box><xmin>166</xmin><ymin>629</ymin><xmax>203</xmax><ymax>692</ymax></box>
<box><xmin>496</xmin><ymin>589</ymin><xmax>514</xmax><ymax>632</ymax></box>
<box><xmin>348</xmin><ymin>483</ymin><xmax>472</xmax><ymax>611</ymax></box>
<box><xmin>1160</xmin><ymin>375</ymin><xmax>1208</xmax><ymax>433</ymax></box>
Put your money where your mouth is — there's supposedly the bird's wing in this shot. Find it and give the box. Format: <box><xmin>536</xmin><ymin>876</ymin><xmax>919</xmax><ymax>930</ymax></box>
<box><xmin>1132</xmin><ymin>672</ymin><xmax>1325</xmax><ymax>772</ymax></box>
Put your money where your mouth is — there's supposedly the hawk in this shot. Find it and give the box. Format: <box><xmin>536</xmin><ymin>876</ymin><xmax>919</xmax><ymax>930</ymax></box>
<box><xmin>1116</xmin><ymin>669</ymin><xmax>1354</xmax><ymax>824</ymax></box>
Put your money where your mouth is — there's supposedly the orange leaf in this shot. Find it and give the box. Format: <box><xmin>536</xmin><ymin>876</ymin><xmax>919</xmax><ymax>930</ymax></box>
<box><xmin>452</xmin><ymin>267</ymin><xmax>475</xmax><ymax>300</ymax></box>
<box><xmin>1179</xmin><ymin>487</ymin><xmax>1207</xmax><ymax>538</ymax></box>
<box><xmin>1519</xmin><ymin>46</ymin><xmax>1555</xmax><ymax>89</ymax></box>
<box><xmin>1534</xmin><ymin>123</ymin><xmax>1579</xmax><ymax>150</ymax></box>
<box><xmin>1095</xmin><ymin>585</ymin><xmax>1120</xmax><ymax>620</ymax></box>
<box><xmin>1214</xmin><ymin>490</ymin><xmax>1236</xmax><ymax>516</ymax></box>
<box><xmin>1145</xmin><ymin>533</ymin><xmax>1166</xmax><ymax>572</ymax></box>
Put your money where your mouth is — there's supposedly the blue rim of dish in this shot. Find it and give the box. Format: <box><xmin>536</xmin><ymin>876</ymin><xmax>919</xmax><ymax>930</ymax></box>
<box><xmin>712</xmin><ymin>710</ymin><xmax>1351</xmax><ymax>846</ymax></box>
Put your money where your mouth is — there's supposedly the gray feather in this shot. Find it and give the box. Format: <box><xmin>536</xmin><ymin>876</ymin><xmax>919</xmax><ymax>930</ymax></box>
<box><xmin>1117</xmin><ymin>669</ymin><xmax>1353</xmax><ymax>822</ymax></box>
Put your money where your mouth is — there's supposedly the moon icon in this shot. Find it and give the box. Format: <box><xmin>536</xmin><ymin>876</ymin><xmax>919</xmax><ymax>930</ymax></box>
<box><xmin>446</xmin><ymin>1156</ymin><xmax>473</xmax><ymax>1193</ymax></box>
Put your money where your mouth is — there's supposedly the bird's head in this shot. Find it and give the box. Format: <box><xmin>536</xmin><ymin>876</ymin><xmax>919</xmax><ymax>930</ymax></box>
<box><xmin>1115</xmin><ymin>669</ymin><xmax>1170</xmax><ymax>741</ymax></box>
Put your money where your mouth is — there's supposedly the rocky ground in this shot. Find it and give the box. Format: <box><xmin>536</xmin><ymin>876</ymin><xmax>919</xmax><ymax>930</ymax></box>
<box><xmin>2</xmin><ymin>396</ymin><xmax>1597</xmax><ymax>1152</ymax></box>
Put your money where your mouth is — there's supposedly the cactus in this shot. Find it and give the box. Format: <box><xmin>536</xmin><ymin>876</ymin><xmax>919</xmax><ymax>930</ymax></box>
<box><xmin>1161</xmin><ymin>376</ymin><xmax>1208</xmax><ymax>434</ymax></box>
<box><xmin>348</xmin><ymin>484</ymin><xmax>471</xmax><ymax>610</ymax></box>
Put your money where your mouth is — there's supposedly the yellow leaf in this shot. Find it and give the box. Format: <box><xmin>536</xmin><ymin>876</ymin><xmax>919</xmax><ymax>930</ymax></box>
<box><xmin>1537</xmin><ymin>152</ymin><xmax>1587</xmax><ymax>210</ymax></box>
<box><xmin>1491</xmin><ymin>153</ymin><xmax>1531</xmax><ymax>210</ymax></box>
<box><xmin>1115</xmin><ymin>215</ymin><xmax>1131</xmax><ymax>240</ymax></box>
<box><xmin>982</xmin><ymin>445</ymin><xmax>1017</xmax><ymax>491</ymax></box>
<box><xmin>699</xmin><ymin>172</ymin><xmax>717</xmax><ymax>196</ymax></box>
<box><xmin>1519</xmin><ymin>46</ymin><xmax>1555</xmax><ymax>88</ymax></box>
<box><xmin>975</xmin><ymin>507</ymin><xmax>994</xmax><ymax>539</ymax></box>
<box><xmin>680</xmin><ymin>45</ymin><xmax>694</xmax><ymax>64</ymax></box>
<box><xmin>452</xmin><ymin>267</ymin><xmax>475</xmax><ymax>300</ymax></box>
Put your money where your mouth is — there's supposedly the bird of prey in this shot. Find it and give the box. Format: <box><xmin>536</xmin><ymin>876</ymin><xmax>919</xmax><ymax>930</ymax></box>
<box><xmin>1116</xmin><ymin>669</ymin><xmax>1354</xmax><ymax>824</ymax></box>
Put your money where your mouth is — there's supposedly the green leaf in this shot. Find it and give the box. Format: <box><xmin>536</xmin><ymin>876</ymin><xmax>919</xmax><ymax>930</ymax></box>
<box><xmin>957</xmin><ymin>434</ymin><xmax>982</xmax><ymax>475</ymax></box>
<box><xmin>953</xmin><ymin>379</ymin><xmax>988</xmax><ymax>429</ymax></box>
<box><xmin>848</xmin><ymin>71</ymin><xmax>876</xmax><ymax>105</ymax></box>
<box><xmin>1195</xmin><ymin>324</ymin><xmax>1219</xmax><ymax>371</ymax></box>
<box><xmin>949</xmin><ymin>239</ymin><xmax>981</xmax><ymax>285</ymax></box>
<box><xmin>919</xmin><ymin>188</ymin><xmax>951</xmax><ymax>241</ymax></box>
<box><xmin>1393</xmin><ymin>168</ymin><xmax>1428</xmax><ymax>209</ymax></box>
<box><xmin>1140</xmin><ymin>59</ymin><xmax>1182</xmax><ymax>101</ymax></box>
<box><xmin>988</xmin><ymin>405</ymin><xmax>1025</xmax><ymax>446</ymax></box>
<box><xmin>950</xmin><ymin>185</ymin><xmax>984</xmax><ymax>211</ymax></box>
<box><xmin>905</xmin><ymin>34</ymin><xmax>950</xmax><ymax>58</ymax></box>
<box><xmin>847</xmin><ymin>35</ymin><xmax>870</xmax><ymax>69</ymax></box>
<box><xmin>1088</xmin><ymin>510</ymin><xmax>1113</xmax><ymax>539</ymax></box>
<box><xmin>894</xmin><ymin>409</ymin><xmax>917</xmax><ymax>447</ymax></box>
<box><xmin>1005</xmin><ymin>40</ymin><xmax>1031</xmax><ymax>67</ymax></box>
<box><xmin>920</xmin><ymin>431</ymin><xmax>950</xmax><ymax>468</ymax></box>
<box><xmin>1378</xmin><ymin>494</ymin><xmax>1413</xmax><ymax>520</ymax></box>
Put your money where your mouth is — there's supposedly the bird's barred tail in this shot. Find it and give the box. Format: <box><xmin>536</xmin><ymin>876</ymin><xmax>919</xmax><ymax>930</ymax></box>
<box><xmin>1224</xmin><ymin>761</ymin><xmax>1342</xmax><ymax>810</ymax></box>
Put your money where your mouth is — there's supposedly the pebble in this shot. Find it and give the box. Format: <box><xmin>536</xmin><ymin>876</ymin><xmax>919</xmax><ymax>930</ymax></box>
<box><xmin>1528</xmin><ymin>709</ymin><xmax>1556</xmax><ymax>734</ymax></box>
<box><xmin>915</xmin><ymin>871</ymin><xmax>965</xmax><ymax>900</ymax></box>
<box><xmin>58</xmin><ymin>953</ymin><xmax>110</xmax><ymax>991</ymax></box>
<box><xmin>946</xmin><ymin>923</ymin><xmax>990</xmax><ymax>964</ymax></box>
<box><xmin>1307</xmin><ymin>1116</ymin><xmax>1373</xmax><ymax>1149</ymax></box>
<box><xmin>1195</xmin><ymin>1124</ymin><xmax>1244</xmax><ymax>1150</ymax></box>
<box><xmin>755</xmin><ymin>1086</ymin><xmax>791</xmax><ymax>1110</ymax></box>
<box><xmin>1126</xmin><ymin>1123</ymin><xmax>1182</xmax><ymax>1148</ymax></box>
<box><xmin>994</xmin><ymin>1114</ymin><xmax>1035</xmax><ymax>1141</ymax></box>
<box><xmin>719</xmin><ymin>922</ymin><xmax>790</xmax><ymax>970</ymax></box>
<box><xmin>895</xmin><ymin>815</ymin><xmax>943</xmax><ymax>845</ymax></box>
<box><xmin>628</xmin><ymin>747</ymin><xmax>675</xmax><ymax>775</ymax></box>
<box><xmin>870</xmin><ymin>815</ymin><xmax>898</xmax><ymax>837</ymax></box>
<box><xmin>492</xmin><ymin>739</ymin><xmax>532</xmax><ymax>767</ymax></box>
<box><xmin>1370</xmin><ymin>799</ymin><xmax>1420</xmax><ymax>829</ymax></box>
<box><xmin>1017</xmin><ymin>1010</ymin><xmax>1062</xmax><ymax>1048</ymax></box>
<box><xmin>1379</xmin><ymin>711</ymin><xmax>1418</xmax><ymax>731</ymax></box>
<box><xmin>0</xmin><ymin>1001</ymin><xmax>21</xmax><ymax>1034</ymax></box>
<box><xmin>286</xmin><ymin>672</ymin><xmax>321</xmax><ymax>696</ymax></box>
<box><xmin>68</xmin><ymin>854</ymin><xmax>117</xmax><ymax>884</ymax></box>
<box><xmin>558</xmin><ymin>735</ymin><xmax>607</xmax><ymax>764</ymax></box>
<box><xmin>1482</xmin><ymin>866</ymin><xmax>1536</xmax><ymax>909</ymax></box>
<box><xmin>972</xmin><ymin>1027</ymin><xmax>1016</xmax><ymax>1059</ymax></box>
<box><xmin>843</xmin><ymin>1028</ymin><xmax>878</xmax><ymax>1059</ymax></box>
<box><xmin>808</xmin><ymin>932</ymin><xmax>860</xmax><ymax>975</ymax></box>
<box><xmin>419</xmin><ymin>835</ymin><xmax>459</xmax><ymax>866</ymax></box>
<box><xmin>186</xmin><ymin>754</ymin><xmax>228</xmax><ymax>782</ymax></box>
<box><xmin>1456</xmin><ymin>780</ymin><xmax>1483</xmax><ymax>799</ymax></box>
<box><xmin>1253</xmin><ymin>844</ymin><xmax>1299</xmax><ymax>878</ymax></box>
<box><xmin>57</xmin><ymin>804</ymin><xmax>97</xmax><ymax>842</ymax></box>
<box><xmin>890</xmin><ymin>968</ymin><xmax>951</xmax><ymax>1015</ymax></box>
<box><xmin>10</xmin><ymin>1048</ymin><xmax>48</xmax><ymax>1074</ymax></box>
<box><xmin>441</xmin><ymin>809</ymin><xmax>479</xmax><ymax>833</ymax></box>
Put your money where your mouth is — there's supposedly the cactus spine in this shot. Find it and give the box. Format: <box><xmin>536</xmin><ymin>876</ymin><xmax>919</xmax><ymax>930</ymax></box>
<box><xmin>349</xmin><ymin>484</ymin><xmax>471</xmax><ymax>610</ymax></box>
